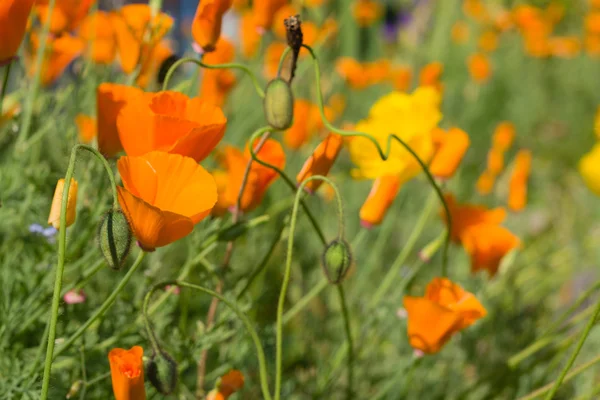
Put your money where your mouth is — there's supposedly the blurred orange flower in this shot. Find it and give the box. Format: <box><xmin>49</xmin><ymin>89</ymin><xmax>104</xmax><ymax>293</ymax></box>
<box><xmin>135</xmin><ymin>40</ymin><xmax>174</xmax><ymax>89</ymax></box>
<box><xmin>273</xmin><ymin>5</ymin><xmax>298</xmax><ymax>39</ymax></box>
<box><xmin>78</xmin><ymin>11</ymin><xmax>117</xmax><ymax>65</ymax></box>
<box><xmin>419</xmin><ymin>61</ymin><xmax>443</xmax><ymax>92</ymax></box>
<box><xmin>461</xmin><ymin>224</ymin><xmax>520</xmax><ymax>276</ymax></box>
<box><xmin>336</xmin><ymin>57</ymin><xmax>370</xmax><ymax>89</ymax></box>
<box><xmin>207</xmin><ymin>370</ymin><xmax>245</xmax><ymax>400</ymax></box>
<box><xmin>463</xmin><ymin>0</ymin><xmax>488</xmax><ymax>23</ymax></box>
<box><xmin>467</xmin><ymin>53</ymin><xmax>492</xmax><ymax>83</ymax></box>
<box><xmin>296</xmin><ymin>133</ymin><xmax>343</xmax><ymax>193</ymax></box>
<box><xmin>403</xmin><ymin>278</ymin><xmax>486</xmax><ymax>354</ymax></box>
<box><xmin>451</xmin><ymin>21</ymin><xmax>470</xmax><ymax>45</ymax></box>
<box><xmin>240</xmin><ymin>12</ymin><xmax>261</xmax><ymax>59</ymax></box>
<box><xmin>548</xmin><ymin>36</ymin><xmax>581</xmax><ymax>58</ymax></box>
<box><xmin>486</xmin><ymin>147</ymin><xmax>504</xmax><ymax>176</ymax></box>
<box><xmin>352</xmin><ymin>0</ymin><xmax>382</xmax><ymax>27</ymax></box>
<box><xmin>478</xmin><ymin>30</ymin><xmax>498</xmax><ymax>52</ymax></box>
<box><xmin>284</xmin><ymin>99</ymin><xmax>312</xmax><ymax>149</ymax></box>
<box><xmin>585</xmin><ymin>34</ymin><xmax>600</xmax><ymax>56</ymax></box>
<box><xmin>359</xmin><ymin>176</ymin><xmax>401</xmax><ymax>228</ymax></box>
<box><xmin>192</xmin><ymin>0</ymin><xmax>232</xmax><ymax>52</ymax></box>
<box><xmin>390</xmin><ymin>66</ymin><xmax>413</xmax><ymax>91</ymax></box>
<box><xmin>429</xmin><ymin>128</ymin><xmax>470</xmax><ymax>179</ymax></box>
<box><xmin>443</xmin><ymin>193</ymin><xmax>506</xmax><ymax>243</ymax></box>
<box><xmin>492</xmin><ymin>122</ymin><xmax>515</xmax><ymax>152</ymax></box>
<box><xmin>97</xmin><ymin>83</ymin><xmax>144</xmax><ymax>158</ymax></box>
<box><xmin>200</xmin><ymin>38</ymin><xmax>237</xmax><ymax>106</ymax></box>
<box><xmin>264</xmin><ymin>42</ymin><xmax>287</xmax><ymax>79</ymax></box>
<box><xmin>48</xmin><ymin>178</ymin><xmax>78</xmax><ymax>229</ymax></box>
<box><xmin>508</xmin><ymin>149</ymin><xmax>532</xmax><ymax>212</ymax></box>
<box><xmin>476</xmin><ymin>170</ymin><xmax>495</xmax><ymax>195</ymax></box>
<box><xmin>28</xmin><ymin>33</ymin><xmax>85</xmax><ymax>87</ymax></box>
<box><xmin>35</xmin><ymin>0</ymin><xmax>95</xmax><ymax>35</ymax></box>
<box><xmin>252</xmin><ymin>0</ymin><xmax>286</xmax><ymax>30</ymax></box>
<box><xmin>0</xmin><ymin>0</ymin><xmax>36</xmax><ymax>65</ymax></box>
<box><xmin>117</xmin><ymin>152</ymin><xmax>217</xmax><ymax>251</ymax></box>
<box><xmin>75</xmin><ymin>114</ymin><xmax>96</xmax><ymax>143</ymax></box>
<box><xmin>108</xmin><ymin>346</ymin><xmax>146</xmax><ymax>400</ymax></box>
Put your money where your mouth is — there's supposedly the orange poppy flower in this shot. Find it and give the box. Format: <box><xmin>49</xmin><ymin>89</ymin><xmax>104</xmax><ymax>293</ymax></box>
<box><xmin>97</xmin><ymin>83</ymin><xmax>144</xmax><ymax>158</ymax></box>
<box><xmin>296</xmin><ymin>134</ymin><xmax>343</xmax><ymax>193</ymax></box>
<box><xmin>192</xmin><ymin>0</ymin><xmax>233</xmax><ymax>52</ymax></box>
<box><xmin>0</xmin><ymin>0</ymin><xmax>36</xmax><ymax>65</ymax></box>
<box><xmin>476</xmin><ymin>170</ymin><xmax>495</xmax><ymax>195</ymax></box>
<box><xmin>548</xmin><ymin>36</ymin><xmax>581</xmax><ymax>58</ymax></box>
<box><xmin>78</xmin><ymin>11</ymin><xmax>117</xmax><ymax>65</ymax></box>
<box><xmin>592</xmin><ymin>0</ymin><xmax>600</xmax><ymax>9</ymax></box>
<box><xmin>366</xmin><ymin>59</ymin><xmax>391</xmax><ymax>85</ymax></box>
<box><xmin>35</xmin><ymin>0</ymin><xmax>95</xmax><ymax>35</ymax></box>
<box><xmin>486</xmin><ymin>147</ymin><xmax>504</xmax><ymax>176</ymax></box>
<box><xmin>108</xmin><ymin>346</ymin><xmax>146</xmax><ymax>400</ymax></box>
<box><xmin>419</xmin><ymin>61</ymin><xmax>443</xmax><ymax>92</ymax></box>
<box><xmin>75</xmin><ymin>114</ymin><xmax>96</xmax><ymax>143</ymax></box>
<box><xmin>461</xmin><ymin>223</ymin><xmax>520</xmax><ymax>276</ymax></box>
<box><xmin>429</xmin><ymin>128</ymin><xmax>470</xmax><ymax>179</ymax></box>
<box><xmin>301</xmin><ymin>21</ymin><xmax>320</xmax><ymax>48</ymax></box>
<box><xmin>462</xmin><ymin>0</ymin><xmax>488</xmax><ymax>23</ymax></box>
<box><xmin>403</xmin><ymin>277</ymin><xmax>486</xmax><ymax>354</ymax></box>
<box><xmin>135</xmin><ymin>40</ymin><xmax>174</xmax><ymax>89</ymax></box>
<box><xmin>467</xmin><ymin>53</ymin><xmax>492</xmax><ymax>83</ymax></box>
<box><xmin>390</xmin><ymin>65</ymin><xmax>412</xmax><ymax>92</ymax></box>
<box><xmin>586</xmin><ymin>34</ymin><xmax>600</xmax><ymax>56</ymax></box>
<box><xmin>359</xmin><ymin>176</ymin><xmax>402</xmax><ymax>228</ymax></box>
<box><xmin>451</xmin><ymin>21</ymin><xmax>470</xmax><ymax>45</ymax></box>
<box><xmin>48</xmin><ymin>178</ymin><xmax>78</xmax><ymax>229</ymax></box>
<box><xmin>492</xmin><ymin>122</ymin><xmax>515</xmax><ymax>152</ymax></box>
<box><xmin>110</xmin><ymin>4</ymin><xmax>173</xmax><ymax>74</ymax></box>
<box><xmin>240</xmin><ymin>12</ymin><xmax>261</xmax><ymax>59</ymax></box>
<box><xmin>587</xmin><ymin>12</ymin><xmax>600</xmax><ymax>35</ymax></box>
<box><xmin>284</xmin><ymin>99</ymin><xmax>312</xmax><ymax>149</ymax></box>
<box><xmin>478</xmin><ymin>30</ymin><xmax>498</xmax><ymax>53</ymax></box>
<box><xmin>252</xmin><ymin>0</ymin><xmax>286</xmax><ymax>30</ymax></box>
<box><xmin>352</xmin><ymin>0</ymin><xmax>382</xmax><ymax>27</ymax></box>
<box><xmin>117</xmin><ymin>151</ymin><xmax>217</xmax><ymax>251</ymax></box>
<box><xmin>216</xmin><ymin>139</ymin><xmax>286</xmax><ymax>213</ymax></box>
<box><xmin>214</xmin><ymin>370</ymin><xmax>245</xmax><ymax>398</ymax></box>
<box><xmin>272</xmin><ymin>5</ymin><xmax>298</xmax><ymax>39</ymax></box>
<box><xmin>336</xmin><ymin>57</ymin><xmax>370</xmax><ymax>90</ymax></box>
<box><xmin>508</xmin><ymin>150</ymin><xmax>532</xmax><ymax>212</ymax></box>
<box><xmin>318</xmin><ymin>18</ymin><xmax>338</xmax><ymax>44</ymax></box>
<box><xmin>28</xmin><ymin>33</ymin><xmax>85</xmax><ymax>87</ymax></box>
<box><xmin>117</xmin><ymin>90</ymin><xmax>226</xmax><ymax>162</ymax></box>
<box><xmin>443</xmin><ymin>193</ymin><xmax>506</xmax><ymax>243</ymax></box>
<box><xmin>200</xmin><ymin>38</ymin><xmax>237</xmax><ymax>106</ymax></box>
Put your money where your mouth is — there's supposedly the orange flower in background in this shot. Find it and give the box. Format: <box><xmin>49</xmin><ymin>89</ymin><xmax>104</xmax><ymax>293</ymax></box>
<box><xmin>585</xmin><ymin>34</ymin><xmax>600</xmax><ymax>56</ymax></box>
<box><xmin>366</xmin><ymin>60</ymin><xmax>392</xmax><ymax>85</ymax></box>
<box><xmin>35</xmin><ymin>0</ymin><xmax>96</xmax><ymax>35</ymax></box>
<box><xmin>252</xmin><ymin>0</ymin><xmax>286</xmax><ymax>30</ymax></box>
<box><xmin>352</xmin><ymin>0</ymin><xmax>383</xmax><ymax>27</ymax></box>
<box><xmin>297</xmin><ymin>134</ymin><xmax>343</xmax><ymax>193</ymax></box>
<box><xmin>548</xmin><ymin>36</ymin><xmax>581</xmax><ymax>58</ymax></box>
<box><xmin>463</xmin><ymin>0</ymin><xmax>488</xmax><ymax>23</ymax></box>
<box><xmin>97</xmin><ymin>83</ymin><xmax>144</xmax><ymax>158</ymax></box>
<box><xmin>240</xmin><ymin>12</ymin><xmax>261</xmax><ymax>59</ymax></box>
<box><xmin>273</xmin><ymin>4</ymin><xmax>298</xmax><ymax>39</ymax></box>
<box><xmin>451</xmin><ymin>21</ymin><xmax>470</xmax><ymax>45</ymax></box>
<box><xmin>0</xmin><ymin>0</ymin><xmax>36</xmax><ymax>65</ymax></box>
<box><xmin>200</xmin><ymin>38</ymin><xmax>237</xmax><ymax>106</ymax></box>
<box><xmin>108</xmin><ymin>346</ymin><xmax>146</xmax><ymax>400</ymax></box>
<box><xmin>318</xmin><ymin>18</ymin><xmax>338</xmax><ymax>44</ymax></box>
<box><xmin>117</xmin><ymin>152</ymin><xmax>217</xmax><ymax>251</ymax></box>
<box><xmin>478</xmin><ymin>30</ymin><xmax>499</xmax><ymax>52</ymax></box>
<box><xmin>443</xmin><ymin>193</ymin><xmax>506</xmax><ymax>243</ymax></box>
<box><xmin>48</xmin><ymin>178</ymin><xmax>78</xmax><ymax>229</ymax></box>
<box><xmin>359</xmin><ymin>176</ymin><xmax>402</xmax><ymax>228</ymax></box>
<box><xmin>191</xmin><ymin>0</ymin><xmax>233</xmax><ymax>52</ymax></box>
<box><xmin>78</xmin><ymin>11</ymin><xmax>117</xmax><ymax>65</ymax></box>
<box><xmin>75</xmin><ymin>114</ymin><xmax>96</xmax><ymax>143</ymax></box>
<box><xmin>419</xmin><ymin>61</ymin><xmax>443</xmax><ymax>92</ymax></box>
<box><xmin>461</xmin><ymin>224</ymin><xmax>520</xmax><ymax>276</ymax></box>
<box><xmin>390</xmin><ymin>66</ymin><xmax>412</xmax><ymax>91</ymax></box>
<box><xmin>508</xmin><ymin>149</ymin><xmax>532</xmax><ymax>212</ymax></box>
<box><xmin>216</xmin><ymin>139</ymin><xmax>286</xmax><ymax>213</ymax></box>
<box><xmin>487</xmin><ymin>147</ymin><xmax>504</xmax><ymax>176</ymax></box>
<box><xmin>28</xmin><ymin>33</ymin><xmax>85</xmax><ymax>87</ymax></box>
<box><xmin>429</xmin><ymin>128</ymin><xmax>470</xmax><ymax>179</ymax></box>
<box><xmin>207</xmin><ymin>370</ymin><xmax>245</xmax><ymax>400</ymax></box>
<box><xmin>586</xmin><ymin>12</ymin><xmax>600</xmax><ymax>35</ymax></box>
<box><xmin>284</xmin><ymin>99</ymin><xmax>312</xmax><ymax>149</ymax></box>
<box><xmin>135</xmin><ymin>40</ymin><xmax>174</xmax><ymax>89</ymax></box>
<box><xmin>336</xmin><ymin>57</ymin><xmax>370</xmax><ymax>89</ymax></box>
<box><xmin>264</xmin><ymin>42</ymin><xmax>287</xmax><ymax>79</ymax></box>
<box><xmin>492</xmin><ymin>122</ymin><xmax>515</xmax><ymax>151</ymax></box>
<box><xmin>467</xmin><ymin>53</ymin><xmax>492</xmax><ymax>83</ymax></box>
<box><xmin>111</xmin><ymin>4</ymin><xmax>174</xmax><ymax>74</ymax></box>
<box><xmin>476</xmin><ymin>170</ymin><xmax>495</xmax><ymax>195</ymax></box>
<box><xmin>117</xmin><ymin>90</ymin><xmax>226</xmax><ymax>161</ymax></box>
<box><xmin>403</xmin><ymin>278</ymin><xmax>486</xmax><ymax>354</ymax></box>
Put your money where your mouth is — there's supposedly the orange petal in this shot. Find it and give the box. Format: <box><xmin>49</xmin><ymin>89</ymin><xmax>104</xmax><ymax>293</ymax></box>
<box><xmin>425</xmin><ymin>278</ymin><xmax>487</xmax><ymax>329</ymax></box>
<box><xmin>443</xmin><ymin>193</ymin><xmax>506</xmax><ymax>242</ymax></box>
<box><xmin>492</xmin><ymin>122</ymin><xmax>515</xmax><ymax>152</ymax></box>
<box><xmin>75</xmin><ymin>114</ymin><xmax>97</xmax><ymax>144</ymax></box>
<box><xmin>429</xmin><ymin>127</ymin><xmax>470</xmax><ymax>179</ymax></box>
<box><xmin>296</xmin><ymin>133</ymin><xmax>343</xmax><ymax>193</ymax></box>
<box><xmin>108</xmin><ymin>346</ymin><xmax>146</xmax><ymax>400</ymax></box>
<box><xmin>219</xmin><ymin>370</ymin><xmax>245</xmax><ymax>397</ymax></box>
<box><xmin>0</xmin><ymin>0</ymin><xmax>36</xmax><ymax>64</ymax></box>
<box><xmin>460</xmin><ymin>224</ymin><xmax>521</xmax><ymax>276</ymax></box>
<box><xmin>359</xmin><ymin>176</ymin><xmax>402</xmax><ymax>228</ymax></box>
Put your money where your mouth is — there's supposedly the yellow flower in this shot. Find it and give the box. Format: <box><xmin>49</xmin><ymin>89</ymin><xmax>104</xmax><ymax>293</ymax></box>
<box><xmin>580</xmin><ymin>143</ymin><xmax>600</xmax><ymax>196</ymax></box>
<box><xmin>48</xmin><ymin>178</ymin><xmax>78</xmax><ymax>229</ymax></box>
<box><xmin>349</xmin><ymin>87</ymin><xmax>441</xmax><ymax>180</ymax></box>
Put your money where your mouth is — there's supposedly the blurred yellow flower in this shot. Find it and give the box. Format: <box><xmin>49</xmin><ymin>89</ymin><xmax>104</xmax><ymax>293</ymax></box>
<box><xmin>579</xmin><ymin>143</ymin><xmax>600</xmax><ymax>196</ymax></box>
<box><xmin>349</xmin><ymin>87</ymin><xmax>441</xmax><ymax>179</ymax></box>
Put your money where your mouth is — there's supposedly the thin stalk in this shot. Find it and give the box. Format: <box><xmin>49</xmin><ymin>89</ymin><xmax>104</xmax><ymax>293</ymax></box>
<box><xmin>337</xmin><ymin>285</ymin><xmax>354</xmax><ymax>400</ymax></box>
<box><xmin>282</xmin><ymin>278</ymin><xmax>328</xmax><ymax>324</ymax></box>
<box><xmin>0</xmin><ymin>62</ymin><xmax>12</xmax><ymax>114</ymax></box>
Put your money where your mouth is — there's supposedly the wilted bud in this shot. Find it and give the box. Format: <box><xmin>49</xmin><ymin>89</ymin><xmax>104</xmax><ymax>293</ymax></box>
<box><xmin>146</xmin><ymin>349</ymin><xmax>178</xmax><ymax>395</ymax></box>
<box><xmin>264</xmin><ymin>78</ymin><xmax>294</xmax><ymax>130</ymax></box>
<box><xmin>321</xmin><ymin>239</ymin><xmax>352</xmax><ymax>284</ymax></box>
<box><xmin>98</xmin><ymin>209</ymin><xmax>132</xmax><ymax>270</ymax></box>
<box><xmin>48</xmin><ymin>178</ymin><xmax>78</xmax><ymax>229</ymax></box>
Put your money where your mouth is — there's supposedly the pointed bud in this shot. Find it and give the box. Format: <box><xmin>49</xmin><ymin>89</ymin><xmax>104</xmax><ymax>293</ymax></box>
<box><xmin>97</xmin><ymin>209</ymin><xmax>132</xmax><ymax>270</ymax></box>
<box><xmin>48</xmin><ymin>178</ymin><xmax>78</xmax><ymax>229</ymax></box>
<box><xmin>264</xmin><ymin>78</ymin><xmax>294</xmax><ymax>130</ymax></box>
<box><xmin>146</xmin><ymin>350</ymin><xmax>178</xmax><ymax>395</ymax></box>
<box><xmin>321</xmin><ymin>239</ymin><xmax>352</xmax><ymax>284</ymax></box>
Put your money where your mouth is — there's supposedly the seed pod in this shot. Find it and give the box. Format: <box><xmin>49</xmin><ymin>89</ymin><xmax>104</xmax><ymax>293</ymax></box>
<box><xmin>321</xmin><ymin>238</ymin><xmax>352</xmax><ymax>284</ymax></box>
<box><xmin>264</xmin><ymin>78</ymin><xmax>294</xmax><ymax>130</ymax></box>
<box><xmin>147</xmin><ymin>349</ymin><xmax>178</xmax><ymax>395</ymax></box>
<box><xmin>97</xmin><ymin>209</ymin><xmax>132</xmax><ymax>270</ymax></box>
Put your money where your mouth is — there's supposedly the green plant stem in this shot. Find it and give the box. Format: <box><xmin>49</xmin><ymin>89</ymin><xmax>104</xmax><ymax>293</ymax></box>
<box><xmin>543</xmin><ymin>299</ymin><xmax>600</xmax><ymax>400</ymax></box>
<box><xmin>53</xmin><ymin>251</ymin><xmax>146</xmax><ymax>361</ymax></box>
<box><xmin>282</xmin><ymin>278</ymin><xmax>328</xmax><ymax>324</ymax></box>
<box><xmin>543</xmin><ymin>281</ymin><xmax>600</xmax><ymax>337</ymax></box>
<box><xmin>337</xmin><ymin>285</ymin><xmax>354</xmax><ymax>400</ymax></box>
<box><xmin>146</xmin><ymin>281</ymin><xmax>273</xmax><ymax>400</ymax></box>
<box><xmin>0</xmin><ymin>62</ymin><xmax>12</xmax><ymax>114</ymax></box>
<box><xmin>301</xmin><ymin>44</ymin><xmax>452</xmax><ymax>277</ymax></box>
<box><xmin>26</xmin><ymin>319</ymin><xmax>50</xmax><ymax>385</ymax></box>
<box><xmin>162</xmin><ymin>57</ymin><xmax>265</xmax><ymax>97</ymax></box>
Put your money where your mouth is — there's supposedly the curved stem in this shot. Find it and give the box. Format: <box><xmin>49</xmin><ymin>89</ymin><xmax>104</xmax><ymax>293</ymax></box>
<box><xmin>75</xmin><ymin>145</ymin><xmax>119</xmax><ymax>208</ymax></box>
<box><xmin>162</xmin><ymin>57</ymin><xmax>265</xmax><ymax>98</ymax></box>
<box><xmin>146</xmin><ymin>281</ymin><xmax>273</xmax><ymax>400</ymax></box>
<box><xmin>301</xmin><ymin>44</ymin><xmax>451</xmax><ymax>277</ymax></box>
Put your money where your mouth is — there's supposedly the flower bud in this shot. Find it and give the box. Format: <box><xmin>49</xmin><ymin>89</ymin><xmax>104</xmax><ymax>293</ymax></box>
<box><xmin>264</xmin><ymin>78</ymin><xmax>294</xmax><ymax>130</ymax></box>
<box><xmin>321</xmin><ymin>239</ymin><xmax>352</xmax><ymax>284</ymax></box>
<box><xmin>98</xmin><ymin>209</ymin><xmax>132</xmax><ymax>270</ymax></box>
<box><xmin>48</xmin><ymin>178</ymin><xmax>78</xmax><ymax>229</ymax></box>
<box><xmin>146</xmin><ymin>349</ymin><xmax>178</xmax><ymax>395</ymax></box>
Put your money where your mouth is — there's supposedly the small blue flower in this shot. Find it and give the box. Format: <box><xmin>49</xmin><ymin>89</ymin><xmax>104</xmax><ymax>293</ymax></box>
<box><xmin>29</xmin><ymin>223</ymin><xmax>44</xmax><ymax>234</ymax></box>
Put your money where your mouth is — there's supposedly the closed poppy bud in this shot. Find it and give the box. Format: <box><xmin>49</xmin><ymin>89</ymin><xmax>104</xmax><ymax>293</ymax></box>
<box><xmin>429</xmin><ymin>128</ymin><xmax>470</xmax><ymax>179</ymax></box>
<box><xmin>359</xmin><ymin>176</ymin><xmax>402</xmax><ymax>229</ymax></box>
<box><xmin>296</xmin><ymin>134</ymin><xmax>343</xmax><ymax>193</ymax></box>
<box><xmin>487</xmin><ymin>147</ymin><xmax>504</xmax><ymax>175</ymax></box>
<box><xmin>109</xmin><ymin>346</ymin><xmax>146</xmax><ymax>400</ymax></box>
<box><xmin>579</xmin><ymin>143</ymin><xmax>600</xmax><ymax>196</ymax></box>
<box><xmin>98</xmin><ymin>210</ymin><xmax>132</xmax><ymax>270</ymax></box>
<box><xmin>476</xmin><ymin>170</ymin><xmax>495</xmax><ymax>195</ymax></box>
<box><xmin>321</xmin><ymin>239</ymin><xmax>352</xmax><ymax>284</ymax></box>
<box><xmin>48</xmin><ymin>178</ymin><xmax>78</xmax><ymax>230</ymax></box>
<box><xmin>75</xmin><ymin>114</ymin><xmax>97</xmax><ymax>144</ymax></box>
<box><xmin>508</xmin><ymin>149</ymin><xmax>532</xmax><ymax>212</ymax></box>
<box><xmin>467</xmin><ymin>52</ymin><xmax>492</xmax><ymax>83</ymax></box>
<box><xmin>192</xmin><ymin>0</ymin><xmax>233</xmax><ymax>52</ymax></box>
<box><xmin>264</xmin><ymin>78</ymin><xmax>294</xmax><ymax>130</ymax></box>
<box><xmin>0</xmin><ymin>0</ymin><xmax>36</xmax><ymax>66</ymax></box>
<box><xmin>147</xmin><ymin>349</ymin><xmax>178</xmax><ymax>395</ymax></box>
<box><xmin>492</xmin><ymin>122</ymin><xmax>515</xmax><ymax>151</ymax></box>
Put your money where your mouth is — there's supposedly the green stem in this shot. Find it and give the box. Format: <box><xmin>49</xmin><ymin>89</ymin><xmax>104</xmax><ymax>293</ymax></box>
<box><xmin>337</xmin><ymin>285</ymin><xmax>354</xmax><ymax>400</ymax></box>
<box><xmin>301</xmin><ymin>44</ymin><xmax>452</xmax><ymax>277</ymax></box>
<box><xmin>0</xmin><ymin>62</ymin><xmax>12</xmax><ymax>114</ymax></box>
<box><xmin>162</xmin><ymin>57</ymin><xmax>265</xmax><ymax>98</ymax></box>
<box><xmin>282</xmin><ymin>278</ymin><xmax>328</xmax><ymax>324</ymax></box>
<box><xmin>53</xmin><ymin>251</ymin><xmax>146</xmax><ymax>361</ymax></box>
<box><xmin>543</xmin><ymin>299</ymin><xmax>600</xmax><ymax>400</ymax></box>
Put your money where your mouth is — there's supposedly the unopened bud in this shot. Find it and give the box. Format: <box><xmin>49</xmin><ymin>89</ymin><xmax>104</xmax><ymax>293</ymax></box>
<box><xmin>321</xmin><ymin>239</ymin><xmax>352</xmax><ymax>284</ymax></box>
<box><xmin>98</xmin><ymin>209</ymin><xmax>132</xmax><ymax>270</ymax></box>
<box><xmin>418</xmin><ymin>232</ymin><xmax>445</xmax><ymax>263</ymax></box>
<box><xmin>66</xmin><ymin>380</ymin><xmax>83</xmax><ymax>399</ymax></box>
<box><xmin>264</xmin><ymin>78</ymin><xmax>294</xmax><ymax>130</ymax></box>
<box><xmin>48</xmin><ymin>178</ymin><xmax>78</xmax><ymax>229</ymax></box>
<box><xmin>147</xmin><ymin>349</ymin><xmax>178</xmax><ymax>395</ymax></box>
